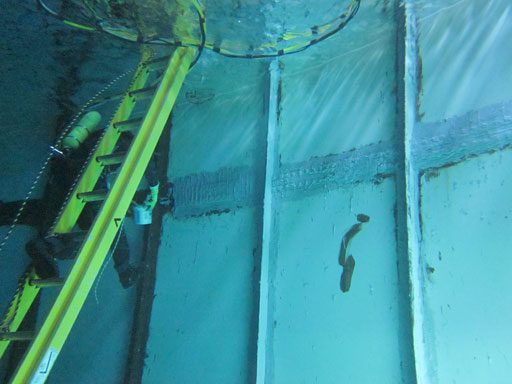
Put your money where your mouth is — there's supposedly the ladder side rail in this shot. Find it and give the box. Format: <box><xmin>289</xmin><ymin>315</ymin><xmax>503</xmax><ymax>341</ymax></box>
<box><xmin>10</xmin><ymin>46</ymin><xmax>195</xmax><ymax>384</ymax></box>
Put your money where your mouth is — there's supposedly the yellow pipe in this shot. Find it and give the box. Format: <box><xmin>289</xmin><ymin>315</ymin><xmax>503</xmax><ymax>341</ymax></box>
<box><xmin>62</xmin><ymin>111</ymin><xmax>102</xmax><ymax>150</ymax></box>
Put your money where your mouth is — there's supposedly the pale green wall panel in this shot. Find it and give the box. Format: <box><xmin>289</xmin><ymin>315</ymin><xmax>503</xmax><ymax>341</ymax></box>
<box><xmin>279</xmin><ymin>1</ymin><xmax>397</xmax><ymax>164</ymax></box>
<box><xmin>420</xmin><ymin>150</ymin><xmax>512</xmax><ymax>384</ymax></box>
<box><xmin>418</xmin><ymin>0</ymin><xmax>512</xmax><ymax>122</ymax></box>
<box><xmin>169</xmin><ymin>52</ymin><xmax>267</xmax><ymax>178</ymax></box>
<box><xmin>143</xmin><ymin>50</ymin><xmax>266</xmax><ymax>383</ymax></box>
<box><xmin>144</xmin><ymin>208</ymin><xmax>260</xmax><ymax>384</ymax></box>
<box><xmin>271</xmin><ymin>180</ymin><xmax>413</xmax><ymax>383</ymax></box>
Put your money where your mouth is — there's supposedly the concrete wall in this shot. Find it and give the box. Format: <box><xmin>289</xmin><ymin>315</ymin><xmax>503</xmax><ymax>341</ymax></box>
<box><xmin>268</xmin><ymin>1</ymin><xmax>414</xmax><ymax>383</ymax></box>
<box><xmin>143</xmin><ymin>53</ymin><xmax>267</xmax><ymax>383</ymax></box>
<box><xmin>145</xmin><ymin>1</ymin><xmax>415</xmax><ymax>383</ymax></box>
<box><xmin>0</xmin><ymin>4</ymin><xmax>61</xmax><ymax>341</ymax></box>
<box><xmin>145</xmin><ymin>1</ymin><xmax>512</xmax><ymax>383</ymax></box>
<box><xmin>420</xmin><ymin>152</ymin><xmax>512</xmax><ymax>384</ymax></box>
<box><xmin>418</xmin><ymin>0</ymin><xmax>512</xmax><ymax>122</ymax></box>
<box><xmin>415</xmin><ymin>1</ymin><xmax>512</xmax><ymax>383</ymax></box>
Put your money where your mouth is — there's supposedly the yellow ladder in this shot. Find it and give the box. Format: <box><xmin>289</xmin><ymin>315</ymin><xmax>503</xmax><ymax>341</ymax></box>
<box><xmin>1</xmin><ymin>45</ymin><xmax>195</xmax><ymax>383</ymax></box>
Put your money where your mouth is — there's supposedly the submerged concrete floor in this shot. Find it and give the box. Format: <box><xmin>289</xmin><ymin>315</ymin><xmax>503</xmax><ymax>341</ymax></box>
<box><xmin>0</xmin><ymin>2</ymin><xmax>142</xmax><ymax>382</ymax></box>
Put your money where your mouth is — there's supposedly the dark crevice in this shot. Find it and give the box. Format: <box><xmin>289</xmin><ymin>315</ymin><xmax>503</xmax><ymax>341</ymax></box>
<box><xmin>124</xmin><ymin>117</ymin><xmax>172</xmax><ymax>384</ymax></box>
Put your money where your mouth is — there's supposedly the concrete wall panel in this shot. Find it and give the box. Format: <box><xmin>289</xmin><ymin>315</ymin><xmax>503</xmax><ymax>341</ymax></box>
<box><xmin>144</xmin><ymin>208</ymin><xmax>260</xmax><ymax>384</ymax></box>
<box><xmin>271</xmin><ymin>179</ymin><xmax>412</xmax><ymax>383</ymax></box>
<box><xmin>279</xmin><ymin>1</ymin><xmax>397</xmax><ymax>164</ymax></box>
<box><xmin>420</xmin><ymin>150</ymin><xmax>512</xmax><ymax>384</ymax></box>
<box><xmin>169</xmin><ymin>52</ymin><xmax>267</xmax><ymax>178</ymax></box>
<box><xmin>418</xmin><ymin>0</ymin><xmax>512</xmax><ymax>122</ymax></box>
<box><xmin>144</xmin><ymin>52</ymin><xmax>267</xmax><ymax>383</ymax></box>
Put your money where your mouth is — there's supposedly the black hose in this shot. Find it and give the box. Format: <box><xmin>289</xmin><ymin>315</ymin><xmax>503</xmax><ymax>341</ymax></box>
<box><xmin>37</xmin><ymin>0</ymin><xmax>361</xmax><ymax>61</ymax></box>
<box><xmin>188</xmin><ymin>12</ymin><xmax>206</xmax><ymax>69</ymax></box>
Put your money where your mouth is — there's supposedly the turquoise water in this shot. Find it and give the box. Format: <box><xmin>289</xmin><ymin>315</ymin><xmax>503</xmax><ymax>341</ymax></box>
<box><xmin>1</xmin><ymin>1</ymin><xmax>512</xmax><ymax>383</ymax></box>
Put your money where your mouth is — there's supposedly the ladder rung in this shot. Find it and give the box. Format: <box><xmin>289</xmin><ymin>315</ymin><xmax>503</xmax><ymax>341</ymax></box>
<box><xmin>77</xmin><ymin>189</ymin><xmax>108</xmax><ymax>202</ymax></box>
<box><xmin>90</xmin><ymin>92</ymin><xmax>124</xmax><ymax>106</ymax></box>
<box><xmin>96</xmin><ymin>152</ymin><xmax>125</xmax><ymax>166</ymax></box>
<box><xmin>0</xmin><ymin>331</ymin><xmax>35</xmax><ymax>341</ymax></box>
<box><xmin>144</xmin><ymin>55</ymin><xmax>171</xmax><ymax>71</ymax></box>
<box><xmin>128</xmin><ymin>85</ymin><xmax>157</xmax><ymax>101</ymax></box>
<box><xmin>113</xmin><ymin>117</ymin><xmax>143</xmax><ymax>132</ymax></box>
<box><xmin>29</xmin><ymin>277</ymin><xmax>65</xmax><ymax>287</ymax></box>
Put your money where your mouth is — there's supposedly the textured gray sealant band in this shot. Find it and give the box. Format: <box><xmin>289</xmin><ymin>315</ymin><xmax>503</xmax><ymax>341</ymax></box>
<box><xmin>171</xmin><ymin>99</ymin><xmax>512</xmax><ymax>217</ymax></box>
<box><xmin>172</xmin><ymin>165</ymin><xmax>258</xmax><ymax>218</ymax></box>
<box><xmin>413</xmin><ymin>100</ymin><xmax>512</xmax><ymax>171</ymax></box>
<box><xmin>274</xmin><ymin>140</ymin><xmax>397</xmax><ymax>200</ymax></box>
